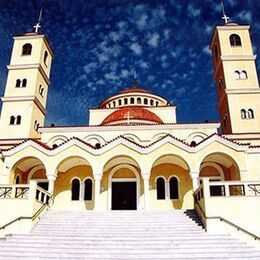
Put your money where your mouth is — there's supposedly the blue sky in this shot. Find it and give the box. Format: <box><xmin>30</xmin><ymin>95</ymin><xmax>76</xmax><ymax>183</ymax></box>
<box><xmin>0</xmin><ymin>0</ymin><xmax>259</xmax><ymax>126</ymax></box>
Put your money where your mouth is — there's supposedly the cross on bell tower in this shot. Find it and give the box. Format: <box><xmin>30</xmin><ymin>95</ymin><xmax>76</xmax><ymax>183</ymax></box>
<box><xmin>221</xmin><ymin>0</ymin><xmax>230</xmax><ymax>24</ymax></box>
<box><xmin>33</xmin><ymin>9</ymin><xmax>43</xmax><ymax>33</ymax></box>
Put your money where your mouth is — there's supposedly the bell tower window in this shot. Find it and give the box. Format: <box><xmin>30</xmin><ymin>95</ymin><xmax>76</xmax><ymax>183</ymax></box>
<box><xmin>22</xmin><ymin>79</ymin><xmax>27</xmax><ymax>87</ymax></box>
<box><xmin>44</xmin><ymin>51</ymin><xmax>48</xmax><ymax>66</ymax></box>
<box><xmin>248</xmin><ymin>109</ymin><xmax>254</xmax><ymax>119</ymax></box>
<box><xmin>15</xmin><ymin>79</ymin><xmax>21</xmax><ymax>88</ymax></box>
<box><xmin>230</xmin><ymin>34</ymin><xmax>242</xmax><ymax>47</ymax></box>
<box><xmin>22</xmin><ymin>43</ymin><xmax>32</xmax><ymax>56</ymax></box>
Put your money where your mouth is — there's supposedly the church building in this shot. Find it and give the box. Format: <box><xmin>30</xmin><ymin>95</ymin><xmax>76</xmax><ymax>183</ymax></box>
<box><xmin>0</xmin><ymin>7</ymin><xmax>260</xmax><ymax>254</ymax></box>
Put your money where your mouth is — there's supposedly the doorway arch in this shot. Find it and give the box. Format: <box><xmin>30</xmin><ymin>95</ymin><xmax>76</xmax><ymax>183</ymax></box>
<box><xmin>108</xmin><ymin>165</ymin><xmax>140</xmax><ymax>210</ymax></box>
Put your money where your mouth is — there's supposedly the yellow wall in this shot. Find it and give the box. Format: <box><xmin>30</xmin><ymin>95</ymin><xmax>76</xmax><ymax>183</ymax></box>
<box><xmin>150</xmin><ymin>163</ymin><xmax>193</xmax><ymax>209</ymax></box>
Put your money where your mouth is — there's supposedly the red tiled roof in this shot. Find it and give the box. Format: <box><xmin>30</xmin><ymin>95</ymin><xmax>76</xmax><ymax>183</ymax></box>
<box><xmin>101</xmin><ymin>107</ymin><xmax>164</xmax><ymax>126</ymax></box>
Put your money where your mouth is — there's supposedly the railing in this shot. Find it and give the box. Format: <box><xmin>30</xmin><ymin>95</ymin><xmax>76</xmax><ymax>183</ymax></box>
<box><xmin>0</xmin><ymin>185</ymin><xmax>30</xmax><ymax>199</ymax></box>
<box><xmin>194</xmin><ymin>180</ymin><xmax>260</xmax><ymax>200</ymax></box>
<box><xmin>0</xmin><ymin>183</ymin><xmax>52</xmax><ymax>233</ymax></box>
<box><xmin>195</xmin><ymin>201</ymin><xmax>260</xmax><ymax>241</ymax></box>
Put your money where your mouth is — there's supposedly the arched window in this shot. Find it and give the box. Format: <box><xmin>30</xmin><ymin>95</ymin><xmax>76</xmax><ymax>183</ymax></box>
<box><xmin>118</xmin><ymin>99</ymin><xmax>122</xmax><ymax>106</ymax></box>
<box><xmin>124</xmin><ymin>98</ymin><xmax>128</xmax><ymax>105</ymax></box>
<box><xmin>150</xmin><ymin>100</ymin><xmax>154</xmax><ymax>106</ymax></box>
<box><xmin>22</xmin><ymin>43</ymin><xmax>32</xmax><ymax>55</ymax></box>
<box><xmin>108</xmin><ymin>103</ymin><xmax>111</xmax><ymax>108</ymax></box>
<box><xmin>240</xmin><ymin>70</ymin><xmax>247</xmax><ymax>80</ymax></box>
<box><xmin>84</xmin><ymin>179</ymin><xmax>93</xmax><ymax>200</ymax></box>
<box><xmin>144</xmin><ymin>98</ymin><xmax>148</xmax><ymax>105</ymax></box>
<box><xmin>22</xmin><ymin>79</ymin><xmax>27</xmax><ymax>87</ymax></box>
<box><xmin>230</xmin><ymin>34</ymin><xmax>242</xmax><ymax>47</ymax></box>
<box><xmin>16</xmin><ymin>79</ymin><xmax>21</xmax><ymax>88</ymax></box>
<box><xmin>248</xmin><ymin>109</ymin><xmax>254</xmax><ymax>119</ymax></box>
<box><xmin>44</xmin><ymin>51</ymin><xmax>48</xmax><ymax>65</ymax></box>
<box><xmin>113</xmin><ymin>101</ymin><xmax>116</xmax><ymax>107</ymax></box>
<box><xmin>234</xmin><ymin>71</ymin><xmax>240</xmax><ymax>80</ymax></box>
<box><xmin>241</xmin><ymin>109</ymin><xmax>247</xmax><ymax>119</ymax></box>
<box><xmin>137</xmin><ymin>97</ymin><xmax>141</xmax><ymax>104</ymax></box>
<box><xmin>39</xmin><ymin>85</ymin><xmax>44</xmax><ymax>97</ymax></box>
<box><xmin>156</xmin><ymin>177</ymin><xmax>165</xmax><ymax>200</ymax></box>
<box><xmin>156</xmin><ymin>101</ymin><xmax>159</xmax><ymax>107</ymax></box>
<box><xmin>15</xmin><ymin>175</ymin><xmax>20</xmax><ymax>184</ymax></box>
<box><xmin>169</xmin><ymin>177</ymin><xmax>179</xmax><ymax>199</ymax></box>
<box><xmin>71</xmin><ymin>179</ymin><xmax>80</xmax><ymax>201</ymax></box>
<box><xmin>10</xmin><ymin>116</ymin><xmax>16</xmax><ymax>125</ymax></box>
<box><xmin>34</xmin><ymin>120</ymin><xmax>40</xmax><ymax>131</ymax></box>
<box><xmin>16</xmin><ymin>115</ymin><xmax>21</xmax><ymax>125</ymax></box>
<box><xmin>130</xmin><ymin>97</ymin><xmax>135</xmax><ymax>104</ymax></box>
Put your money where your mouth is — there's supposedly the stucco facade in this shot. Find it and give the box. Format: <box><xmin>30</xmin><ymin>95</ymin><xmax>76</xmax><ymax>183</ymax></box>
<box><xmin>0</xmin><ymin>21</ymin><xmax>260</xmax><ymax>241</ymax></box>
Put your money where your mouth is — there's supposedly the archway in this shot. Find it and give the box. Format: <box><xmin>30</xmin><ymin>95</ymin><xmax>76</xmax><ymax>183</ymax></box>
<box><xmin>102</xmin><ymin>155</ymin><xmax>142</xmax><ymax>210</ymax></box>
<box><xmin>10</xmin><ymin>157</ymin><xmax>47</xmax><ymax>186</ymax></box>
<box><xmin>53</xmin><ymin>156</ymin><xmax>94</xmax><ymax>210</ymax></box>
<box><xmin>150</xmin><ymin>154</ymin><xmax>192</xmax><ymax>209</ymax></box>
<box><xmin>199</xmin><ymin>152</ymin><xmax>240</xmax><ymax>181</ymax></box>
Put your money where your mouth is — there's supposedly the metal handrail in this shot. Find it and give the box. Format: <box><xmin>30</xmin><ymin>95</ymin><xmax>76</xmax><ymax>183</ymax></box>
<box><xmin>0</xmin><ymin>196</ymin><xmax>52</xmax><ymax>231</ymax></box>
<box><xmin>195</xmin><ymin>202</ymin><xmax>260</xmax><ymax>240</ymax></box>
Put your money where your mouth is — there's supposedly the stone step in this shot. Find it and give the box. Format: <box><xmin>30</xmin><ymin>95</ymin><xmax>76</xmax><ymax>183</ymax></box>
<box><xmin>0</xmin><ymin>250</ymin><xmax>259</xmax><ymax>259</ymax></box>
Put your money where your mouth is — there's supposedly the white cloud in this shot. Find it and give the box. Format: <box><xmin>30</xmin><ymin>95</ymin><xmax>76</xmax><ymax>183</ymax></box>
<box><xmin>129</xmin><ymin>43</ymin><xmax>143</xmax><ymax>55</ymax></box>
<box><xmin>176</xmin><ymin>87</ymin><xmax>186</xmax><ymax>97</ymax></box>
<box><xmin>139</xmin><ymin>61</ymin><xmax>149</xmax><ymax>69</ymax></box>
<box><xmin>236</xmin><ymin>10</ymin><xmax>252</xmax><ymax>23</ymax></box>
<box><xmin>148</xmin><ymin>33</ymin><xmax>160</xmax><ymax>48</ymax></box>
<box><xmin>203</xmin><ymin>46</ymin><xmax>211</xmax><ymax>56</ymax></box>
<box><xmin>121</xmin><ymin>69</ymin><xmax>130</xmax><ymax>78</ymax></box>
<box><xmin>187</xmin><ymin>4</ymin><xmax>201</xmax><ymax>18</ymax></box>
<box><xmin>136</xmin><ymin>13</ymin><xmax>148</xmax><ymax>30</ymax></box>
<box><xmin>84</xmin><ymin>62</ymin><xmax>98</xmax><ymax>74</ymax></box>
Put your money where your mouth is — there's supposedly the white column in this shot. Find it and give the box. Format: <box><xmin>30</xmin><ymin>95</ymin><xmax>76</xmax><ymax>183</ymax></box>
<box><xmin>47</xmin><ymin>174</ymin><xmax>56</xmax><ymax>205</ymax></box>
<box><xmin>94</xmin><ymin>175</ymin><xmax>102</xmax><ymax>210</ymax></box>
<box><xmin>143</xmin><ymin>176</ymin><xmax>150</xmax><ymax>210</ymax></box>
<box><xmin>190</xmin><ymin>172</ymin><xmax>200</xmax><ymax>191</ymax></box>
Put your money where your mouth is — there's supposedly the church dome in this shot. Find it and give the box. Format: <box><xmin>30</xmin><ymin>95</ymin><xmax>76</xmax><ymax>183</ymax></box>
<box><xmin>101</xmin><ymin>106</ymin><xmax>164</xmax><ymax>126</ymax></box>
<box><xmin>99</xmin><ymin>79</ymin><xmax>170</xmax><ymax>109</ymax></box>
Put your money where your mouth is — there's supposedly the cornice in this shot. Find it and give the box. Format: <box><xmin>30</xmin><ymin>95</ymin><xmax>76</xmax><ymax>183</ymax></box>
<box><xmin>221</xmin><ymin>55</ymin><xmax>256</xmax><ymax>61</ymax></box>
<box><xmin>7</xmin><ymin>63</ymin><xmax>50</xmax><ymax>86</ymax></box>
<box><xmin>1</xmin><ymin>96</ymin><xmax>47</xmax><ymax>116</ymax></box>
<box><xmin>2</xmin><ymin>133</ymin><xmax>258</xmax><ymax>158</ymax></box>
<box><xmin>39</xmin><ymin>122</ymin><xmax>220</xmax><ymax>133</ymax></box>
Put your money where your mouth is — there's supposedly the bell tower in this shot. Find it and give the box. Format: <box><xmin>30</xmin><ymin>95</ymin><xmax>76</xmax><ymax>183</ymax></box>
<box><xmin>0</xmin><ymin>17</ymin><xmax>53</xmax><ymax>139</ymax></box>
<box><xmin>210</xmin><ymin>21</ymin><xmax>260</xmax><ymax>134</ymax></box>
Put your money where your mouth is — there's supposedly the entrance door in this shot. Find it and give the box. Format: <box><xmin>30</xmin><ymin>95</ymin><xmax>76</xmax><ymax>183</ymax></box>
<box><xmin>112</xmin><ymin>182</ymin><xmax>137</xmax><ymax>210</ymax></box>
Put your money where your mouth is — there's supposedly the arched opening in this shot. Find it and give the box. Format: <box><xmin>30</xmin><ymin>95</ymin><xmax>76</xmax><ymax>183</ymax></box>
<box><xmin>248</xmin><ymin>109</ymin><xmax>254</xmax><ymax>119</ymax></box>
<box><xmin>71</xmin><ymin>179</ymin><xmax>80</xmax><ymax>201</ymax></box>
<box><xmin>22</xmin><ymin>79</ymin><xmax>27</xmax><ymax>87</ymax></box>
<box><xmin>84</xmin><ymin>179</ymin><xmax>93</xmax><ymax>201</ymax></box>
<box><xmin>103</xmin><ymin>155</ymin><xmax>141</xmax><ymax>210</ymax></box>
<box><xmin>234</xmin><ymin>71</ymin><xmax>240</xmax><ymax>80</ymax></box>
<box><xmin>22</xmin><ymin>43</ymin><xmax>32</xmax><ymax>55</ymax></box>
<box><xmin>169</xmin><ymin>176</ymin><xmax>179</xmax><ymax>199</ymax></box>
<box><xmin>16</xmin><ymin>115</ymin><xmax>21</xmax><ymax>125</ymax></box>
<box><xmin>240</xmin><ymin>70</ymin><xmax>247</xmax><ymax>79</ymax></box>
<box><xmin>44</xmin><ymin>51</ymin><xmax>48</xmax><ymax>65</ymax></box>
<box><xmin>144</xmin><ymin>98</ymin><xmax>148</xmax><ymax>105</ymax></box>
<box><xmin>137</xmin><ymin>97</ymin><xmax>141</xmax><ymax>104</ymax></box>
<box><xmin>130</xmin><ymin>97</ymin><xmax>135</xmax><ymax>104</ymax></box>
<box><xmin>230</xmin><ymin>34</ymin><xmax>242</xmax><ymax>47</ymax></box>
<box><xmin>241</xmin><ymin>109</ymin><xmax>247</xmax><ymax>119</ymax></box>
<box><xmin>10</xmin><ymin>116</ymin><xmax>16</xmax><ymax>125</ymax></box>
<box><xmin>150</xmin><ymin>154</ymin><xmax>192</xmax><ymax>209</ymax></box>
<box><xmin>10</xmin><ymin>157</ymin><xmax>47</xmax><ymax>189</ymax></box>
<box><xmin>118</xmin><ymin>99</ymin><xmax>122</xmax><ymax>106</ymax></box>
<box><xmin>54</xmin><ymin>156</ymin><xmax>94</xmax><ymax>210</ymax></box>
<box><xmin>124</xmin><ymin>98</ymin><xmax>128</xmax><ymax>105</ymax></box>
<box><xmin>15</xmin><ymin>79</ymin><xmax>21</xmax><ymax>87</ymax></box>
<box><xmin>156</xmin><ymin>177</ymin><xmax>165</xmax><ymax>200</ymax></box>
<box><xmin>199</xmin><ymin>153</ymin><xmax>240</xmax><ymax>182</ymax></box>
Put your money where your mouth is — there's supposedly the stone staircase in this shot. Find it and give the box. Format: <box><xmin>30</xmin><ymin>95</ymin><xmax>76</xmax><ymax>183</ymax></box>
<box><xmin>0</xmin><ymin>209</ymin><xmax>259</xmax><ymax>259</ymax></box>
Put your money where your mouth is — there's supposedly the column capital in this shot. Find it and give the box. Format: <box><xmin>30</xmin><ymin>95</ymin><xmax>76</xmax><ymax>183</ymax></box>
<box><xmin>94</xmin><ymin>174</ymin><xmax>102</xmax><ymax>181</ymax></box>
<box><xmin>190</xmin><ymin>171</ymin><xmax>200</xmax><ymax>179</ymax></box>
<box><xmin>47</xmin><ymin>174</ymin><xmax>57</xmax><ymax>182</ymax></box>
